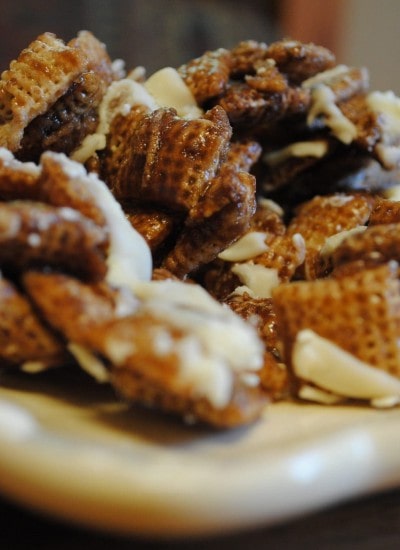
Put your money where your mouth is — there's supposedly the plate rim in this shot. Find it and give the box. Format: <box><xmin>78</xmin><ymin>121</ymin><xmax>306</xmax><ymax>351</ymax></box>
<box><xmin>0</xmin><ymin>390</ymin><xmax>399</xmax><ymax>537</ymax></box>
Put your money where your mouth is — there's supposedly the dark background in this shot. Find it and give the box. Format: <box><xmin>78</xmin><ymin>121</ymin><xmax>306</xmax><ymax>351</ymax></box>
<box><xmin>0</xmin><ymin>0</ymin><xmax>283</xmax><ymax>73</ymax></box>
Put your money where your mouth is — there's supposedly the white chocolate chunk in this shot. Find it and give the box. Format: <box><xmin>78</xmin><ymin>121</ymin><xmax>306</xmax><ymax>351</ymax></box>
<box><xmin>231</xmin><ymin>263</ymin><xmax>280</xmax><ymax>299</ymax></box>
<box><xmin>144</xmin><ymin>67</ymin><xmax>202</xmax><ymax>119</ymax></box>
<box><xmin>293</xmin><ymin>329</ymin><xmax>400</xmax><ymax>402</ymax></box>
<box><xmin>218</xmin><ymin>232</ymin><xmax>269</xmax><ymax>262</ymax></box>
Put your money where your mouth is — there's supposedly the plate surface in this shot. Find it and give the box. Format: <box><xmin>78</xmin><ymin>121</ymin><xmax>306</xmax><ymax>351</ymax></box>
<box><xmin>0</xmin><ymin>367</ymin><xmax>399</xmax><ymax>538</ymax></box>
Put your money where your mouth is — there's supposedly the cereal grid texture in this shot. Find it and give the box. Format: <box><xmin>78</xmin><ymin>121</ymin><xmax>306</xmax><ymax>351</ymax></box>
<box><xmin>273</xmin><ymin>263</ymin><xmax>400</xmax><ymax>376</ymax></box>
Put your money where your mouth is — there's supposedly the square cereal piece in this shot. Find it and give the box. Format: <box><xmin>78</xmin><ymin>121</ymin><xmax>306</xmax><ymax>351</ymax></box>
<box><xmin>272</xmin><ymin>262</ymin><xmax>400</xmax><ymax>377</ymax></box>
<box><xmin>332</xmin><ymin>222</ymin><xmax>400</xmax><ymax>269</ymax></box>
<box><xmin>287</xmin><ymin>193</ymin><xmax>374</xmax><ymax>279</ymax></box>
<box><xmin>368</xmin><ymin>197</ymin><xmax>400</xmax><ymax>226</ymax></box>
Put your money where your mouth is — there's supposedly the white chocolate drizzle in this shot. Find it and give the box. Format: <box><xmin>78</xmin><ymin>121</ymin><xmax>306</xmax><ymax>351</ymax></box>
<box><xmin>306</xmin><ymin>85</ymin><xmax>357</xmax><ymax>144</ymax></box>
<box><xmin>41</xmin><ymin>152</ymin><xmax>152</xmax><ymax>286</ymax></box>
<box><xmin>366</xmin><ymin>90</ymin><xmax>400</xmax><ymax>168</ymax></box>
<box><xmin>263</xmin><ymin>139</ymin><xmax>329</xmax><ymax>166</ymax></box>
<box><xmin>127</xmin><ymin>279</ymin><xmax>264</xmax><ymax>408</ymax></box>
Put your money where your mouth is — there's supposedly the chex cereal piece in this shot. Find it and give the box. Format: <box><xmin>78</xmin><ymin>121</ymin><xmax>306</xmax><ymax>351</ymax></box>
<box><xmin>217</xmin><ymin>82</ymin><xmax>271</xmax><ymax>128</ymax></box>
<box><xmin>341</xmin><ymin>91</ymin><xmax>400</xmax><ymax>169</ymax></box>
<box><xmin>69</xmin><ymin>30</ymin><xmax>114</xmax><ymax>81</ymax></box>
<box><xmin>102</xmin><ymin>105</ymin><xmax>232</xmax><ymax>212</ymax></box>
<box><xmin>95</xmin><ymin>308</ymin><xmax>266</xmax><ymax>428</ymax></box>
<box><xmin>0</xmin><ymin>201</ymin><xmax>108</xmax><ymax>281</ymax></box>
<box><xmin>212</xmin><ymin>39</ymin><xmax>343</xmax><ymax>131</ymax></box>
<box><xmin>0</xmin><ymin>31</ymin><xmax>114</xmax><ymax>159</ymax></box>
<box><xmin>178</xmin><ymin>48</ymin><xmax>232</xmax><ymax>105</ymax></box>
<box><xmin>225</xmin><ymin>139</ymin><xmax>262</xmax><ymax>172</ymax></box>
<box><xmin>0</xmin><ymin>32</ymin><xmax>85</xmax><ymax>151</ymax></box>
<box><xmin>207</xmin><ymin>231</ymin><xmax>304</xmax><ymax>299</ymax></box>
<box><xmin>23</xmin><ymin>270</ymin><xmax>138</xmax><ymax>382</ymax></box>
<box><xmin>111</xmin><ymin>367</ymin><xmax>267</xmax><ymax>429</ymax></box>
<box><xmin>23</xmin><ymin>271</ymin><xmax>137</xmax><ymax>344</ymax></box>
<box><xmin>224</xmin><ymin>292</ymin><xmax>289</xmax><ymax>400</ymax></box>
<box><xmin>0</xmin><ymin>274</ymin><xmax>67</xmax><ymax>369</ymax></box>
<box><xmin>125</xmin><ymin>208</ymin><xmax>175</xmax><ymax>256</ymax></box>
<box><xmin>18</xmin><ymin>72</ymin><xmax>105</xmax><ymax>162</ymax></box>
<box><xmin>245</xmin><ymin>59</ymin><xmax>289</xmax><ymax>94</ymax></box>
<box><xmin>332</xmin><ymin>222</ymin><xmax>400</xmax><ymax>269</ymax></box>
<box><xmin>251</xmin><ymin>233</ymin><xmax>305</xmax><ymax>282</ymax></box>
<box><xmin>305</xmin><ymin>65</ymin><xmax>369</xmax><ymax>104</ymax></box>
<box><xmin>287</xmin><ymin>193</ymin><xmax>375</xmax><ymax>279</ymax></box>
<box><xmin>18</xmin><ymin>31</ymin><xmax>114</xmax><ymax>162</ymax></box>
<box><xmin>162</xmin><ymin>163</ymin><xmax>256</xmax><ymax>277</ymax></box>
<box><xmin>334</xmin><ymin>90</ymin><xmax>400</xmax><ymax>170</ymax></box>
<box><xmin>103</xmin><ymin>101</ymin><xmax>260</xmax><ymax>278</ymax></box>
<box><xmin>224</xmin><ymin>294</ymin><xmax>279</xmax><ymax>354</ymax></box>
<box><xmin>264</xmin><ymin>39</ymin><xmax>336</xmax><ymax>84</ymax></box>
<box><xmin>0</xmin><ymin>147</ymin><xmax>41</xmax><ymax>200</ymax></box>
<box><xmin>0</xmin><ymin>148</ymin><xmax>152</xmax><ymax>288</ymax></box>
<box><xmin>258</xmin><ymin>351</ymin><xmax>290</xmax><ymax>401</ymax></box>
<box><xmin>201</xmin><ymin>199</ymin><xmax>288</xmax><ymax>300</ymax></box>
<box><xmin>218</xmin><ymin>76</ymin><xmax>311</xmax><ymax>129</ymax></box>
<box><xmin>38</xmin><ymin>152</ymin><xmax>107</xmax><ymax>226</ymax></box>
<box><xmin>339</xmin><ymin>94</ymin><xmax>380</xmax><ymax>154</ymax></box>
<box><xmin>368</xmin><ymin>197</ymin><xmax>400</xmax><ymax>225</ymax></box>
<box><xmin>0</xmin><ymin>148</ymin><xmax>114</xmax><ymax>228</ymax></box>
<box><xmin>229</xmin><ymin>40</ymin><xmax>269</xmax><ymax>77</ymax></box>
<box><xmin>273</xmin><ymin>262</ymin><xmax>400</xmax><ymax>377</ymax></box>
<box><xmin>250</xmin><ymin>198</ymin><xmax>286</xmax><ymax>236</ymax></box>
<box><xmin>201</xmin><ymin>259</ymin><xmax>241</xmax><ymax>301</ymax></box>
<box><xmin>208</xmin><ymin>39</ymin><xmax>337</xmax><ymax>129</ymax></box>
<box><xmin>26</xmin><ymin>273</ymin><xmax>267</xmax><ymax>427</ymax></box>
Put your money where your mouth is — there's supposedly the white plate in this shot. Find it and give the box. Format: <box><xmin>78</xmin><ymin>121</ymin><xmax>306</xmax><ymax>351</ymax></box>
<box><xmin>0</xmin><ymin>367</ymin><xmax>399</xmax><ymax>538</ymax></box>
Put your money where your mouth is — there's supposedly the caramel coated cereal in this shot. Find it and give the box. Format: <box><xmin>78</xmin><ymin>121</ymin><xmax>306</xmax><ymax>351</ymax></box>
<box><xmin>2</xmin><ymin>30</ymin><xmax>400</xmax><ymax>425</ymax></box>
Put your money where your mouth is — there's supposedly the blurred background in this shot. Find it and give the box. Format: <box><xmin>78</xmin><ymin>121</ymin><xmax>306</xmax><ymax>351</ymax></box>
<box><xmin>0</xmin><ymin>0</ymin><xmax>399</xmax><ymax>92</ymax></box>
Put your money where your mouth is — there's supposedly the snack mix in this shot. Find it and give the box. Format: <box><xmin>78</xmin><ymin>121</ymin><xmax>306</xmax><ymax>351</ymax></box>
<box><xmin>2</xmin><ymin>31</ymin><xmax>400</xmax><ymax>427</ymax></box>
